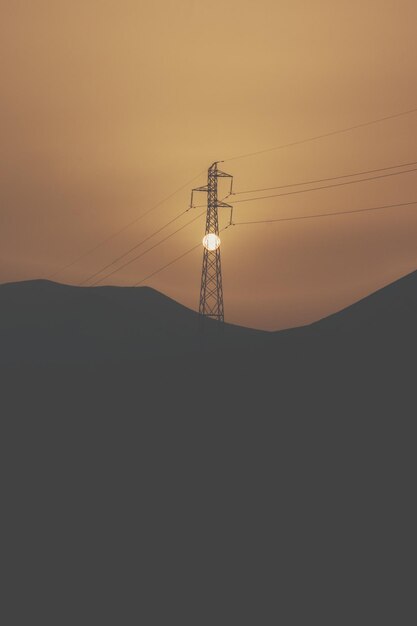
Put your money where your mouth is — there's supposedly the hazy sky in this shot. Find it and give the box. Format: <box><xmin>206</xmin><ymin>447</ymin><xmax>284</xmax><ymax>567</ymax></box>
<box><xmin>1</xmin><ymin>0</ymin><xmax>417</xmax><ymax>330</ymax></box>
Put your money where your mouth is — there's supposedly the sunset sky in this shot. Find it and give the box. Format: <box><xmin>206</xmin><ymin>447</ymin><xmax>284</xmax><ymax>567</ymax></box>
<box><xmin>1</xmin><ymin>0</ymin><xmax>417</xmax><ymax>330</ymax></box>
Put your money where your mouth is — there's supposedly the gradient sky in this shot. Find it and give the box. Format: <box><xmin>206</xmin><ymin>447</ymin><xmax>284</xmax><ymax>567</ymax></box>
<box><xmin>1</xmin><ymin>0</ymin><xmax>417</xmax><ymax>330</ymax></box>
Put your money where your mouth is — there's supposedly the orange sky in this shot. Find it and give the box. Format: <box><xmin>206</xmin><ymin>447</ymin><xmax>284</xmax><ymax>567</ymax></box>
<box><xmin>1</xmin><ymin>0</ymin><xmax>417</xmax><ymax>330</ymax></box>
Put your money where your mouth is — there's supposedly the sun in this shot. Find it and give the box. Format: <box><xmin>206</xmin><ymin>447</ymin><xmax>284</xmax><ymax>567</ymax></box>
<box><xmin>202</xmin><ymin>233</ymin><xmax>221</xmax><ymax>251</ymax></box>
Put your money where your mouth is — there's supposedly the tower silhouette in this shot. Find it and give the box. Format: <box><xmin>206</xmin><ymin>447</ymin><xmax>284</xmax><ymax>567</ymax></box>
<box><xmin>190</xmin><ymin>162</ymin><xmax>233</xmax><ymax>325</ymax></box>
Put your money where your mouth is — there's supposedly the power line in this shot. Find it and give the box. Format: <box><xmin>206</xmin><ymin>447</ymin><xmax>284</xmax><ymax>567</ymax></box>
<box><xmin>227</xmin><ymin>167</ymin><xmax>417</xmax><ymax>205</ymax></box>
<box><xmin>80</xmin><ymin>209</ymin><xmax>188</xmax><ymax>286</ymax></box>
<box><xmin>48</xmin><ymin>168</ymin><xmax>206</xmax><ymax>279</ymax></box>
<box><xmin>232</xmin><ymin>200</ymin><xmax>417</xmax><ymax>226</ymax></box>
<box><xmin>84</xmin><ymin>190</ymin><xmax>236</xmax><ymax>287</ymax></box>
<box><xmin>232</xmin><ymin>159</ymin><xmax>417</xmax><ymax>195</ymax></box>
<box><xmin>135</xmin><ymin>225</ymin><xmax>229</xmax><ymax>287</ymax></box>
<box><xmin>133</xmin><ymin>201</ymin><xmax>417</xmax><ymax>287</ymax></box>
<box><xmin>90</xmin><ymin>210</ymin><xmax>206</xmax><ymax>286</ymax></box>
<box><xmin>135</xmin><ymin>243</ymin><xmax>201</xmax><ymax>286</ymax></box>
<box><xmin>223</xmin><ymin>106</ymin><xmax>417</xmax><ymax>163</ymax></box>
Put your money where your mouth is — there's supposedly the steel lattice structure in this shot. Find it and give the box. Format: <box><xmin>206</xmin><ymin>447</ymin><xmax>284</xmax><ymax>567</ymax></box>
<box><xmin>190</xmin><ymin>162</ymin><xmax>233</xmax><ymax>325</ymax></box>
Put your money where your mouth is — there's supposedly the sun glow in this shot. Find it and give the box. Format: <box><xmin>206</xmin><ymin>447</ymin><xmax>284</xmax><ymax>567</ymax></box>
<box><xmin>202</xmin><ymin>233</ymin><xmax>221</xmax><ymax>251</ymax></box>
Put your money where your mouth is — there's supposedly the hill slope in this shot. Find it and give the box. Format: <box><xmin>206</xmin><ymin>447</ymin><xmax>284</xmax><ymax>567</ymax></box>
<box><xmin>1</xmin><ymin>270</ymin><xmax>417</xmax><ymax>368</ymax></box>
<box><xmin>0</xmin><ymin>279</ymin><xmax>267</xmax><ymax>365</ymax></box>
<box><xmin>2</xmin><ymin>273</ymin><xmax>415</xmax><ymax>606</ymax></box>
<box><xmin>304</xmin><ymin>269</ymin><xmax>417</xmax><ymax>337</ymax></box>
<box><xmin>2</xmin><ymin>273</ymin><xmax>415</xmax><ymax>626</ymax></box>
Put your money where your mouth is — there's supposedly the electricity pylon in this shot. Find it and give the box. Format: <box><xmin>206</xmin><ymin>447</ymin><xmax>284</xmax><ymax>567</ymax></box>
<box><xmin>190</xmin><ymin>162</ymin><xmax>233</xmax><ymax>325</ymax></box>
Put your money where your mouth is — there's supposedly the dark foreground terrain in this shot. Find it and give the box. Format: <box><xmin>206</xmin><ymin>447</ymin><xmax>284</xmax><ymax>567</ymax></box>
<box><xmin>1</xmin><ymin>273</ymin><xmax>415</xmax><ymax>624</ymax></box>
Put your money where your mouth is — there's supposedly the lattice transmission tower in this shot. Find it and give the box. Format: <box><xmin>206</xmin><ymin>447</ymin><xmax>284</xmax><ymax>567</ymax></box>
<box><xmin>190</xmin><ymin>162</ymin><xmax>233</xmax><ymax>324</ymax></box>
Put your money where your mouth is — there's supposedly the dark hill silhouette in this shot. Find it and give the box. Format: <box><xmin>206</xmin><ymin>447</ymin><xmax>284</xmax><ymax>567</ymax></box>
<box><xmin>272</xmin><ymin>268</ymin><xmax>417</xmax><ymax>368</ymax></box>
<box><xmin>289</xmin><ymin>268</ymin><xmax>417</xmax><ymax>338</ymax></box>
<box><xmin>0</xmin><ymin>279</ymin><xmax>269</xmax><ymax>366</ymax></box>
<box><xmin>1</xmin><ymin>269</ymin><xmax>415</xmax><ymax>420</ymax></box>
<box><xmin>1</xmin><ymin>269</ymin><xmax>417</xmax><ymax>368</ymax></box>
<box><xmin>2</xmin><ymin>273</ymin><xmax>415</xmax><ymax>624</ymax></box>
